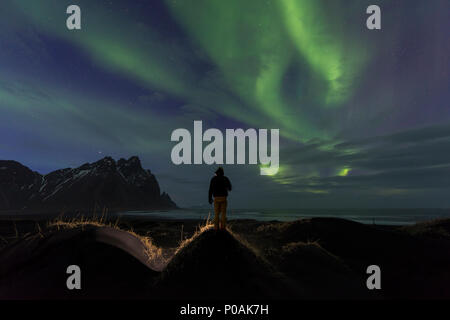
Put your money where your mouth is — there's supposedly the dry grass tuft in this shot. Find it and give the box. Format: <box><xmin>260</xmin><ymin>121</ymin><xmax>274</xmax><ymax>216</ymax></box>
<box><xmin>401</xmin><ymin>218</ymin><xmax>450</xmax><ymax>239</ymax></box>
<box><xmin>47</xmin><ymin>213</ymin><xmax>168</xmax><ymax>270</ymax></box>
<box><xmin>282</xmin><ymin>240</ymin><xmax>322</xmax><ymax>252</ymax></box>
<box><xmin>175</xmin><ymin>212</ymin><xmax>214</xmax><ymax>254</ymax></box>
<box><xmin>228</xmin><ymin>228</ymin><xmax>261</xmax><ymax>253</ymax></box>
<box><xmin>47</xmin><ymin>208</ymin><xmax>114</xmax><ymax>230</ymax></box>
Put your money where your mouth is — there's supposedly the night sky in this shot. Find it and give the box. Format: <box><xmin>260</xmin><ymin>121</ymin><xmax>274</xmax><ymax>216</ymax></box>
<box><xmin>0</xmin><ymin>0</ymin><xmax>449</xmax><ymax>209</ymax></box>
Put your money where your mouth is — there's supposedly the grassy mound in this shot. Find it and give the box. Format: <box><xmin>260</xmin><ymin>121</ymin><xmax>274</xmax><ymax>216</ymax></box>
<box><xmin>158</xmin><ymin>228</ymin><xmax>292</xmax><ymax>299</ymax></box>
<box><xmin>2</xmin><ymin>216</ymin><xmax>450</xmax><ymax>299</ymax></box>
<box><xmin>0</xmin><ymin>217</ymin><xmax>163</xmax><ymax>299</ymax></box>
<box><xmin>401</xmin><ymin>219</ymin><xmax>450</xmax><ymax>239</ymax></box>
<box><xmin>270</xmin><ymin>241</ymin><xmax>367</xmax><ymax>299</ymax></box>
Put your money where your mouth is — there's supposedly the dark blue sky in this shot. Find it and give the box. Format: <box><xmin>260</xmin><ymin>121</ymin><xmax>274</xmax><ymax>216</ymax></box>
<box><xmin>0</xmin><ymin>0</ymin><xmax>449</xmax><ymax>208</ymax></box>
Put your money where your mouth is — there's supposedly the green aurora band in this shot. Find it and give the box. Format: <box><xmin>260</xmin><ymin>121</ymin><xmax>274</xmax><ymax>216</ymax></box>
<box><xmin>9</xmin><ymin>0</ymin><xmax>371</xmax><ymax>143</ymax></box>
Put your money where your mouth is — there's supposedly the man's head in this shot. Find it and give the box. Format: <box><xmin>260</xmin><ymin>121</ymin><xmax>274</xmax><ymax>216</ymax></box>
<box><xmin>215</xmin><ymin>167</ymin><xmax>224</xmax><ymax>176</ymax></box>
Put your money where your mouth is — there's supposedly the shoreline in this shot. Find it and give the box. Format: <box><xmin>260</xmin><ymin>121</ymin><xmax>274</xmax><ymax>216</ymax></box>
<box><xmin>1</xmin><ymin>209</ymin><xmax>448</xmax><ymax>226</ymax></box>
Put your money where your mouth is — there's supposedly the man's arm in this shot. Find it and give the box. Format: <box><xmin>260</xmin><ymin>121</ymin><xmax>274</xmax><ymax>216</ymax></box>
<box><xmin>227</xmin><ymin>177</ymin><xmax>232</xmax><ymax>191</ymax></box>
<box><xmin>208</xmin><ymin>178</ymin><xmax>214</xmax><ymax>204</ymax></box>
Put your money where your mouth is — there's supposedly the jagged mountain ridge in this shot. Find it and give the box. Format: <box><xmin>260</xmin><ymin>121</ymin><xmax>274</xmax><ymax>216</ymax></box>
<box><xmin>0</xmin><ymin>156</ymin><xmax>176</xmax><ymax>211</ymax></box>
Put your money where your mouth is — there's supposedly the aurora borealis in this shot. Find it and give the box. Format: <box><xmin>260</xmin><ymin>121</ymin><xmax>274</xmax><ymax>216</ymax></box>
<box><xmin>0</xmin><ymin>0</ymin><xmax>449</xmax><ymax>208</ymax></box>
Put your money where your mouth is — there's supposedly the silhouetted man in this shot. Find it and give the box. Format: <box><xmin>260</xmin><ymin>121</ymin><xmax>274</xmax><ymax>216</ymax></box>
<box><xmin>208</xmin><ymin>167</ymin><xmax>232</xmax><ymax>230</ymax></box>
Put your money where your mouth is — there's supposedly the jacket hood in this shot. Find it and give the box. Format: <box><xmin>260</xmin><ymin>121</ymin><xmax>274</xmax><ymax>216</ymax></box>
<box><xmin>215</xmin><ymin>167</ymin><xmax>224</xmax><ymax>176</ymax></box>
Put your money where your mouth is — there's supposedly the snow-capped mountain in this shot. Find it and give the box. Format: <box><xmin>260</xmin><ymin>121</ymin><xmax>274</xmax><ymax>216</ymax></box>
<box><xmin>0</xmin><ymin>156</ymin><xmax>176</xmax><ymax>211</ymax></box>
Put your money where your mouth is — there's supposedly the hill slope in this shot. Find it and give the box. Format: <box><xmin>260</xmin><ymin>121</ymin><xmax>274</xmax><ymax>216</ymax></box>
<box><xmin>158</xmin><ymin>228</ymin><xmax>294</xmax><ymax>299</ymax></box>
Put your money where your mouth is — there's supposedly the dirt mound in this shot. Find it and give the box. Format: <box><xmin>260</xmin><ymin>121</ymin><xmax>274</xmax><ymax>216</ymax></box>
<box><xmin>401</xmin><ymin>219</ymin><xmax>450</xmax><ymax>239</ymax></box>
<box><xmin>272</xmin><ymin>241</ymin><xmax>367</xmax><ymax>299</ymax></box>
<box><xmin>268</xmin><ymin>218</ymin><xmax>404</xmax><ymax>264</ymax></box>
<box><xmin>158</xmin><ymin>229</ymin><xmax>294</xmax><ymax>299</ymax></box>
<box><xmin>0</xmin><ymin>226</ymin><xmax>159</xmax><ymax>299</ymax></box>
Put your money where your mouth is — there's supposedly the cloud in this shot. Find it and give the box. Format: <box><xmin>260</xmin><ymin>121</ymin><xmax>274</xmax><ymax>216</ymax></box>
<box><xmin>268</xmin><ymin>123</ymin><xmax>450</xmax><ymax>202</ymax></box>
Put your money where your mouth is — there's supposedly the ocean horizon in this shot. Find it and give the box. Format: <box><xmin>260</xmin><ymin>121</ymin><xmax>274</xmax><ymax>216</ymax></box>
<box><xmin>120</xmin><ymin>208</ymin><xmax>450</xmax><ymax>226</ymax></box>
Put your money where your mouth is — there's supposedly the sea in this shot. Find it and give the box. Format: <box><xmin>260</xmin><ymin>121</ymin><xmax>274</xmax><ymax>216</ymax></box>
<box><xmin>119</xmin><ymin>208</ymin><xmax>450</xmax><ymax>226</ymax></box>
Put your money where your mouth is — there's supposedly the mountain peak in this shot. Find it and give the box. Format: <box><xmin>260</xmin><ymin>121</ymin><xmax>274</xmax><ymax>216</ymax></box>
<box><xmin>117</xmin><ymin>156</ymin><xmax>142</xmax><ymax>170</ymax></box>
<box><xmin>0</xmin><ymin>157</ymin><xmax>177</xmax><ymax>211</ymax></box>
<box><xmin>95</xmin><ymin>156</ymin><xmax>116</xmax><ymax>166</ymax></box>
